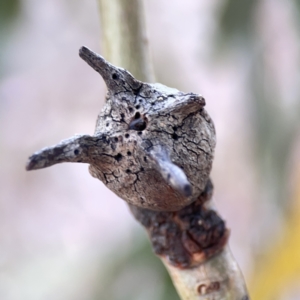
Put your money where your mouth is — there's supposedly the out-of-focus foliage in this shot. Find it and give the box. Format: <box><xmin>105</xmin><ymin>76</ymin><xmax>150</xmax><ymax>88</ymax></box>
<box><xmin>216</xmin><ymin>0</ymin><xmax>300</xmax><ymax>299</ymax></box>
<box><xmin>250</xmin><ymin>169</ymin><xmax>300</xmax><ymax>299</ymax></box>
<box><xmin>217</xmin><ymin>0</ymin><xmax>258</xmax><ymax>43</ymax></box>
<box><xmin>216</xmin><ymin>0</ymin><xmax>300</xmax><ymax>208</ymax></box>
<box><xmin>91</xmin><ymin>238</ymin><xmax>180</xmax><ymax>300</ymax></box>
<box><xmin>0</xmin><ymin>0</ymin><xmax>20</xmax><ymax>28</ymax></box>
<box><xmin>293</xmin><ymin>0</ymin><xmax>300</xmax><ymax>21</ymax></box>
<box><xmin>0</xmin><ymin>0</ymin><xmax>21</xmax><ymax>76</ymax></box>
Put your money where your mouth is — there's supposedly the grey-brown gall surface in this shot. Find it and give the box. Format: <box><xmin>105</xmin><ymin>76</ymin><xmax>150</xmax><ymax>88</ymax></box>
<box><xmin>26</xmin><ymin>46</ymin><xmax>216</xmax><ymax>211</ymax></box>
<box><xmin>130</xmin><ymin>180</ymin><xmax>229</xmax><ymax>268</ymax></box>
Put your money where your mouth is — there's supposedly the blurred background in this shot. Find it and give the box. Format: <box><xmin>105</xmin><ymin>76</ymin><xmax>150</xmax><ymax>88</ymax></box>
<box><xmin>1</xmin><ymin>0</ymin><xmax>300</xmax><ymax>299</ymax></box>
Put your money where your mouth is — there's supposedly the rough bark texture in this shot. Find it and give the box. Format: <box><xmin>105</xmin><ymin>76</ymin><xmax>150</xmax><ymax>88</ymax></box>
<box><xmin>130</xmin><ymin>178</ymin><xmax>249</xmax><ymax>300</ymax></box>
<box><xmin>130</xmin><ymin>179</ymin><xmax>229</xmax><ymax>268</ymax></box>
<box><xmin>27</xmin><ymin>47</ymin><xmax>215</xmax><ymax>212</ymax></box>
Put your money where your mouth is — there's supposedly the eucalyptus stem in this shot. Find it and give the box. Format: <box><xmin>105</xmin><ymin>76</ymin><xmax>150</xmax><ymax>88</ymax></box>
<box><xmin>163</xmin><ymin>247</ymin><xmax>248</xmax><ymax>300</ymax></box>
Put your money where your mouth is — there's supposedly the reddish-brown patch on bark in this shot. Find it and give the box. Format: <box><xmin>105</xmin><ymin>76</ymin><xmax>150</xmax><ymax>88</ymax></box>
<box><xmin>130</xmin><ymin>179</ymin><xmax>229</xmax><ymax>268</ymax></box>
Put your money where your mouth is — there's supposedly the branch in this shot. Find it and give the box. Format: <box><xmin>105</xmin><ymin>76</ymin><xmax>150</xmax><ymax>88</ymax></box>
<box><xmin>25</xmin><ymin>1</ymin><xmax>250</xmax><ymax>299</ymax></box>
<box><xmin>130</xmin><ymin>180</ymin><xmax>249</xmax><ymax>300</ymax></box>
<box><xmin>97</xmin><ymin>1</ymin><xmax>250</xmax><ymax>299</ymax></box>
<box><xmin>164</xmin><ymin>247</ymin><xmax>249</xmax><ymax>299</ymax></box>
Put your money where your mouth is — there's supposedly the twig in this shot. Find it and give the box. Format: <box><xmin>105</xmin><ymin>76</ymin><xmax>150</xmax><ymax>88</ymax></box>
<box><xmin>130</xmin><ymin>180</ymin><xmax>248</xmax><ymax>299</ymax></box>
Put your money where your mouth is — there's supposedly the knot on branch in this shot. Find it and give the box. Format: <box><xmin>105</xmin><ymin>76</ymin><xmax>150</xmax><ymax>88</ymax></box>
<box><xmin>130</xmin><ymin>179</ymin><xmax>229</xmax><ymax>268</ymax></box>
<box><xmin>26</xmin><ymin>47</ymin><xmax>216</xmax><ymax>212</ymax></box>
